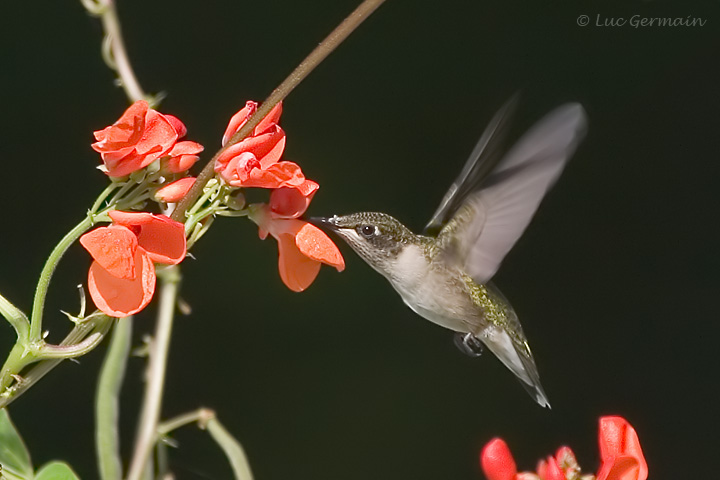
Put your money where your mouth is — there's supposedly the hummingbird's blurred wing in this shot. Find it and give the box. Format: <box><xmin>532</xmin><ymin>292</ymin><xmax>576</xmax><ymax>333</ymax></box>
<box><xmin>437</xmin><ymin>103</ymin><xmax>587</xmax><ymax>285</ymax></box>
<box><xmin>424</xmin><ymin>96</ymin><xmax>519</xmax><ymax>235</ymax></box>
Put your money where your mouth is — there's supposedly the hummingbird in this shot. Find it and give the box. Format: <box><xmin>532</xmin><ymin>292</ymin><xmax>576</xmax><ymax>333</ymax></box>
<box><xmin>312</xmin><ymin>98</ymin><xmax>587</xmax><ymax>408</ymax></box>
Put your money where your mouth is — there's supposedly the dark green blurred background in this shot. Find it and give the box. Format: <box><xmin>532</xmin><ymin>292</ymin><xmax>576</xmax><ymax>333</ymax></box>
<box><xmin>2</xmin><ymin>0</ymin><xmax>719</xmax><ymax>478</ymax></box>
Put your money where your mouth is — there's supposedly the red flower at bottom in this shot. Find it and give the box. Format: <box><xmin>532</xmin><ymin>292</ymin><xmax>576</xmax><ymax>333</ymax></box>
<box><xmin>596</xmin><ymin>417</ymin><xmax>648</xmax><ymax>480</ymax></box>
<box><xmin>80</xmin><ymin>211</ymin><xmax>186</xmax><ymax>317</ymax></box>
<box><xmin>480</xmin><ymin>416</ymin><xmax>647</xmax><ymax>480</ymax></box>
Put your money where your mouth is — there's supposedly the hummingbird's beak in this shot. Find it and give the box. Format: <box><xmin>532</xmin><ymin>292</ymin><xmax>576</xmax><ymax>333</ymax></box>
<box><xmin>308</xmin><ymin>216</ymin><xmax>339</xmax><ymax>231</ymax></box>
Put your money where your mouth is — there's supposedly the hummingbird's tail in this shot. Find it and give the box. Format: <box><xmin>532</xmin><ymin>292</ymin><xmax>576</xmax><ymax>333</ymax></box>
<box><xmin>478</xmin><ymin>323</ymin><xmax>551</xmax><ymax>408</ymax></box>
<box><xmin>515</xmin><ymin>349</ymin><xmax>551</xmax><ymax>409</ymax></box>
<box><xmin>478</xmin><ymin>284</ymin><xmax>551</xmax><ymax>408</ymax></box>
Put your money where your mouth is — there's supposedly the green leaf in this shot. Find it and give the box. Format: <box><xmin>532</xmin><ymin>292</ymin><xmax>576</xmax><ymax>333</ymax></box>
<box><xmin>0</xmin><ymin>409</ymin><xmax>33</xmax><ymax>478</ymax></box>
<box><xmin>34</xmin><ymin>462</ymin><xmax>80</xmax><ymax>480</ymax></box>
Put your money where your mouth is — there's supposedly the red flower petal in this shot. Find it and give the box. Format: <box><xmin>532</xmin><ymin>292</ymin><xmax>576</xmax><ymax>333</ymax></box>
<box><xmin>480</xmin><ymin>438</ymin><xmax>517</xmax><ymax>480</ymax></box>
<box><xmin>295</xmin><ymin>223</ymin><xmax>345</xmax><ymax>271</ymax></box>
<box><xmin>156</xmin><ymin>177</ymin><xmax>196</xmax><ymax>203</ymax></box>
<box><xmin>541</xmin><ymin>456</ymin><xmax>566</xmax><ymax>480</ymax></box>
<box><xmin>254</xmin><ymin>101</ymin><xmax>283</xmax><ymax>136</ymax></box>
<box><xmin>102</xmin><ymin>149</ymin><xmax>163</xmax><ymax>178</ymax></box>
<box><xmin>88</xmin><ymin>248</ymin><xmax>155</xmax><ymax>317</ymax></box>
<box><xmin>79</xmin><ymin>225</ymin><xmax>138</xmax><ymax>279</ymax></box>
<box><xmin>168</xmin><ymin>140</ymin><xmax>203</xmax><ymax>156</ymax></box>
<box><xmin>108</xmin><ymin>210</ymin><xmax>154</xmax><ymax>226</ymax></box>
<box><xmin>243</xmin><ymin>161</ymin><xmax>305</xmax><ymax>189</ymax></box>
<box><xmin>295</xmin><ymin>179</ymin><xmax>320</xmax><ymax>197</ymax></box>
<box><xmin>217</xmin><ymin>152</ymin><xmax>262</xmax><ymax>186</ymax></box>
<box><xmin>276</xmin><ymin>233</ymin><xmax>321</xmax><ymax>292</ymax></box>
<box><xmin>164</xmin><ymin>114</ymin><xmax>187</xmax><ymax>138</ymax></box>
<box><xmin>269</xmin><ymin>184</ymin><xmax>317</xmax><ymax>219</ymax></box>
<box><xmin>133</xmin><ymin>109</ymin><xmax>178</xmax><ymax>157</ymax></box>
<box><xmin>216</xmin><ymin>126</ymin><xmax>286</xmax><ymax>171</ymax></box>
<box><xmin>222</xmin><ymin>101</ymin><xmax>258</xmax><ymax>146</ymax></box>
<box><xmin>92</xmin><ymin>100</ymin><xmax>148</xmax><ymax>157</ymax></box>
<box><xmin>164</xmin><ymin>153</ymin><xmax>200</xmax><ymax>174</ymax></box>
<box><xmin>108</xmin><ymin>211</ymin><xmax>186</xmax><ymax>265</ymax></box>
<box><xmin>597</xmin><ymin>417</ymin><xmax>647</xmax><ymax>480</ymax></box>
<box><xmin>597</xmin><ymin>456</ymin><xmax>641</xmax><ymax>480</ymax></box>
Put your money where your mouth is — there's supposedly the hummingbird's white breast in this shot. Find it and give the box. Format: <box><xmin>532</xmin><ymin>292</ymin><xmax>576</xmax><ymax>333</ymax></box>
<box><xmin>387</xmin><ymin>244</ymin><xmax>478</xmax><ymax>333</ymax></box>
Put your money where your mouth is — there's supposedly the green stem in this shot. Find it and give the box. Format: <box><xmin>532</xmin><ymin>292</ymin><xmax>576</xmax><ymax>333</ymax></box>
<box><xmin>90</xmin><ymin>182</ymin><xmax>121</xmax><ymax>215</ymax></box>
<box><xmin>0</xmin><ymin>343</ymin><xmax>31</xmax><ymax>396</ymax></box>
<box><xmin>0</xmin><ymin>314</ymin><xmax>113</xmax><ymax>407</ymax></box>
<box><xmin>171</xmin><ymin>0</ymin><xmax>388</xmax><ymax>223</ymax></box>
<box><xmin>96</xmin><ymin>318</ymin><xmax>131</xmax><ymax>480</ymax></box>
<box><xmin>214</xmin><ymin>209</ymin><xmax>249</xmax><ymax>218</ymax></box>
<box><xmin>39</xmin><ymin>332</ymin><xmax>105</xmax><ymax>358</ymax></box>
<box><xmin>157</xmin><ymin>408</ymin><xmax>215</xmax><ymax>436</ymax></box>
<box><xmin>126</xmin><ymin>266</ymin><xmax>181</xmax><ymax>480</ymax></box>
<box><xmin>0</xmin><ymin>293</ymin><xmax>29</xmax><ymax>341</ymax></box>
<box><xmin>186</xmin><ymin>179</ymin><xmax>219</xmax><ymax>217</ymax></box>
<box><xmin>206</xmin><ymin>417</ymin><xmax>254</xmax><ymax>480</ymax></box>
<box><xmin>98</xmin><ymin>0</ymin><xmax>146</xmax><ymax>103</ymax></box>
<box><xmin>107</xmin><ymin>180</ymin><xmax>137</xmax><ymax>207</ymax></box>
<box><xmin>29</xmin><ymin>216</ymin><xmax>95</xmax><ymax>340</ymax></box>
<box><xmin>155</xmin><ymin>409</ymin><xmax>254</xmax><ymax>480</ymax></box>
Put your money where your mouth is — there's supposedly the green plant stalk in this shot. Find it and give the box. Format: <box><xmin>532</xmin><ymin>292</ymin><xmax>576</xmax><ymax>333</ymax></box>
<box><xmin>126</xmin><ymin>266</ymin><xmax>181</xmax><ymax>480</ymax></box>
<box><xmin>0</xmin><ymin>314</ymin><xmax>113</xmax><ymax>408</ymax></box>
<box><xmin>156</xmin><ymin>409</ymin><xmax>253</xmax><ymax>480</ymax></box>
<box><xmin>182</xmin><ymin>179</ymin><xmax>224</xmax><ymax>238</ymax></box>
<box><xmin>0</xmin><ymin>293</ymin><xmax>29</xmax><ymax>342</ymax></box>
<box><xmin>99</xmin><ymin>0</ymin><xmax>146</xmax><ymax>103</ymax></box>
<box><xmin>206</xmin><ymin>417</ymin><xmax>254</xmax><ymax>480</ymax></box>
<box><xmin>95</xmin><ymin>318</ymin><xmax>131</xmax><ymax>480</ymax></box>
<box><xmin>29</xmin><ymin>216</ymin><xmax>95</xmax><ymax>340</ymax></box>
<box><xmin>0</xmin><ymin>342</ymin><xmax>30</xmax><ymax>396</ymax></box>
<box><xmin>39</xmin><ymin>331</ymin><xmax>105</xmax><ymax>358</ymax></box>
<box><xmin>157</xmin><ymin>408</ymin><xmax>214</xmax><ymax>436</ymax></box>
<box><xmin>90</xmin><ymin>182</ymin><xmax>121</xmax><ymax>216</ymax></box>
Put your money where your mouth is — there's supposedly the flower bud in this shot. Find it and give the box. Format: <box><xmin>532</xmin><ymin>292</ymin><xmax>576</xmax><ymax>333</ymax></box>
<box><xmin>226</xmin><ymin>191</ymin><xmax>246</xmax><ymax>210</ymax></box>
<box><xmin>155</xmin><ymin>177</ymin><xmax>196</xmax><ymax>203</ymax></box>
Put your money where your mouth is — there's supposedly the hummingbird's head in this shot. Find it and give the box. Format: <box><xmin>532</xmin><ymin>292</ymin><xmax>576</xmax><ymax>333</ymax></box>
<box><xmin>310</xmin><ymin>212</ymin><xmax>418</xmax><ymax>274</ymax></box>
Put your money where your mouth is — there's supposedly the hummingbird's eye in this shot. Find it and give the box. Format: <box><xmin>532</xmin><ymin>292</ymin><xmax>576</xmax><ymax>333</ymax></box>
<box><xmin>359</xmin><ymin>225</ymin><xmax>377</xmax><ymax>238</ymax></box>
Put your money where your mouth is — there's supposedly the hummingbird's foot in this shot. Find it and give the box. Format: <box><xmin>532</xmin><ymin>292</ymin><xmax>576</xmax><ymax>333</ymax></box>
<box><xmin>454</xmin><ymin>332</ymin><xmax>484</xmax><ymax>357</ymax></box>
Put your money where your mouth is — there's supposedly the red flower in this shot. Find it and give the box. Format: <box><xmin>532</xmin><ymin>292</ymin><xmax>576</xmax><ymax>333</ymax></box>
<box><xmin>216</xmin><ymin>100</ymin><xmax>285</xmax><ymax>173</ymax></box>
<box><xmin>92</xmin><ymin>100</ymin><xmax>197</xmax><ymax>178</ymax></box>
<box><xmin>480</xmin><ymin>416</ymin><xmax>647</xmax><ymax>480</ymax></box>
<box><xmin>249</xmin><ymin>204</ymin><xmax>344</xmax><ymax>292</ymax></box>
<box><xmin>215</xmin><ymin>101</ymin><xmax>319</xmax><ymax>194</ymax></box>
<box><xmin>80</xmin><ymin>211</ymin><xmax>186</xmax><ymax>317</ymax></box>
<box><xmin>481</xmin><ymin>438</ymin><xmax>517</xmax><ymax>480</ymax></box>
<box><xmin>596</xmin><ymin>417</ymin><xmax>648</xmax><ymax>480</ymax></box>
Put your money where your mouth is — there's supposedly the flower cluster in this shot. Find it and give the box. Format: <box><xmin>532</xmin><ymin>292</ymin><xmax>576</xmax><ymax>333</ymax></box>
<box><xmin>91</xmin><ymin>100</ymin><xmax>203</xmax><ymax>180</ymax></box>
<box><xmin>80</xmin><ymin>211</ymin><xmax>186</xmax><ymax>317</ymax></box>
<box><xmin>81</xmin><ymin>99</ymin><xmax>343</xmax><ymax>317</ymax></box>
<box><xmin>480</xmin><ymin>416</ymin><xmax>647</xmax><ymax>480</ymax></box>
<box><xmin>215</xmin><ymin>100</ymin><xmax>344</xmax><ymax>291</ymax></box>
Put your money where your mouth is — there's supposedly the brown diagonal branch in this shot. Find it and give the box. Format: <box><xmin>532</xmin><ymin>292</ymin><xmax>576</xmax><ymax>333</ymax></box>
<box><xmin>171</xmin><ymin>0</ymin><xmax>387</xmax><ymax>222</ymax></box>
